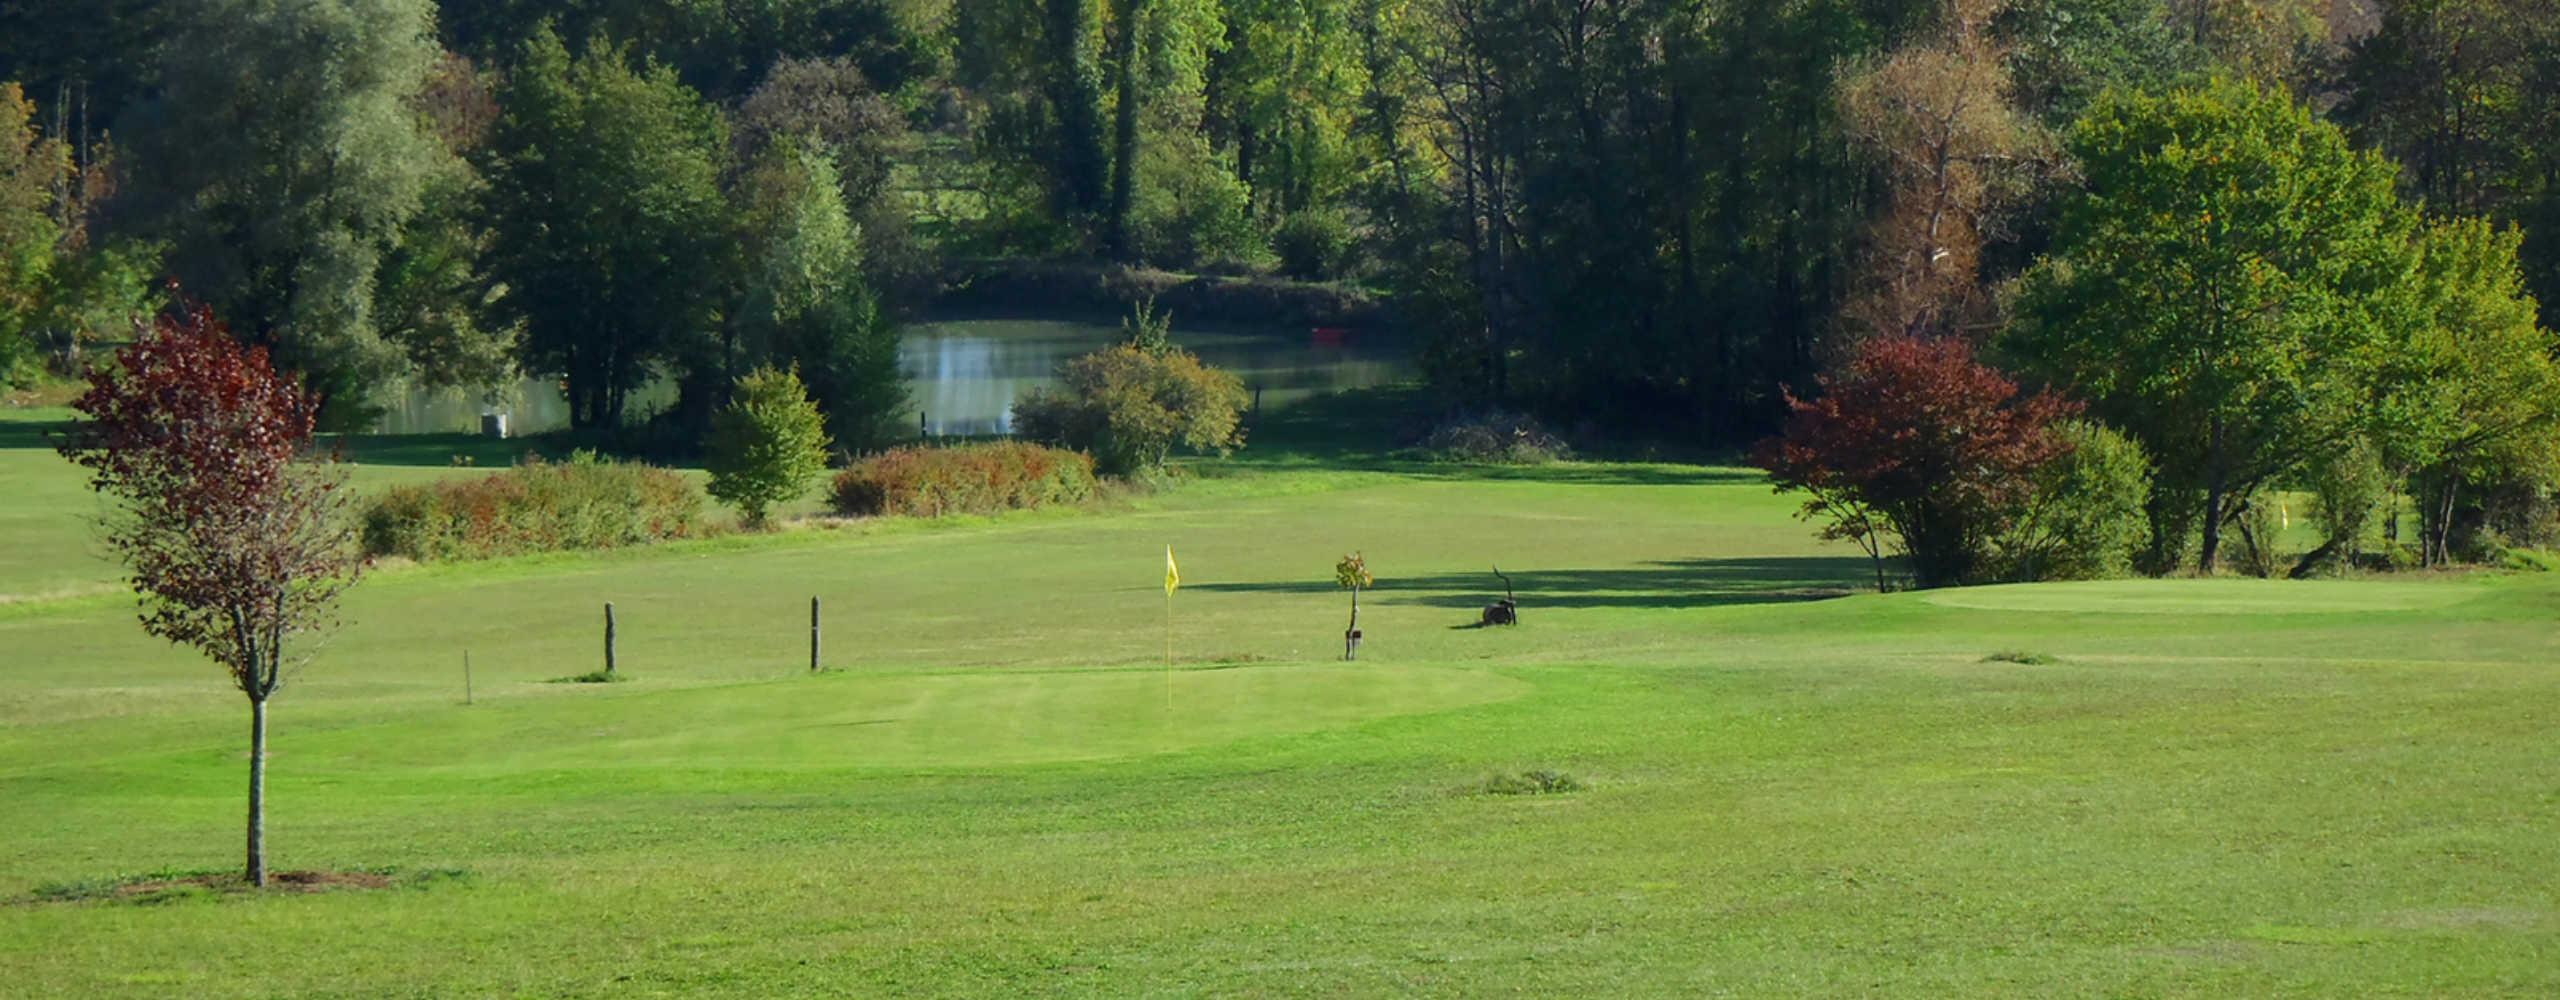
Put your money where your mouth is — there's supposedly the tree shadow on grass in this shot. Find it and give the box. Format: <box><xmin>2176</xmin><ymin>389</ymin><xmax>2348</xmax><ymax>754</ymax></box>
<box><xmin>1383</xmin><ymin>462</ymin><xmax>1764</xmax><ymax>488</ymax></box>
<box><xmin>0</xmin><ymin>417</ymin><xmax>68</xmax><ymax>451</ymax></box>
<box><xmin>1187</xmin><ymin>556</ymin><xmax>1871</xmax><ymax>612</ymax></box>
<box><xmin>317</xmin><ymin>431</ymin><xmax>561</xmax><ymax>469</ymax></box>
<box><xmin>1234</xmin><ymin>384</ymin><xmax>1765</xmax><ymax>487</ymax></box>
<box><xmin>6</xmin><ymin>414</ymin><xmax>561</xmax><ymax>471</ymax></box>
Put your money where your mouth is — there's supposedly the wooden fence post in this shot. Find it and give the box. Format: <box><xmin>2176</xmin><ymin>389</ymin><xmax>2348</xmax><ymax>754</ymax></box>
<box><xmin>604</xmin><ymin>602</ymin><xmax>617</xmax><ymax>674</ymax></box>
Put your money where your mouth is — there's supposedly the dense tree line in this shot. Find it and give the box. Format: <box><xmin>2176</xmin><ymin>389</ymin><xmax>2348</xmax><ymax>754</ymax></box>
<box><xmin>6</xmin><ymin>0</ymin><xmax>2560</xmax><ymax>561</ymax></box>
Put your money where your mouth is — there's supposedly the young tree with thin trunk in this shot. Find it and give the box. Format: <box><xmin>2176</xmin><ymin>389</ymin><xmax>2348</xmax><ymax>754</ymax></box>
<box><xmin>54</xmin><ymin>300</ymin><xmax>362</xmax><ymax>888</ymax></box>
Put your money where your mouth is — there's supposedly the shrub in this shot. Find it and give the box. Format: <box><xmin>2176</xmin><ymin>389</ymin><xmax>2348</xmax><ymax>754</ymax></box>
<box><xmin>361</xmin><ymin>452</ymin><xmax>704</xmax><ymax>561</ymax></box>
<box><xmin>704</xmin><ymin>365</ymin><xmax>832</xmax><ymax>528</ymax></box>
<box><xmin>1417</xmin><ymin>410</ymin><xmax>1572</xmax><ymax>464</ymax></box>
<box><xmin>830</xmin><ymin>441</ymin><xmax>1098</xmax><ymax>517</ymax></box>
<box><xmin>1996</xmin><ymin>420</ymin><xmax>2153</xmax><ymax>581</ymax></box>
<box><xmin>1272</xmin><ymin>209</ymin><xmax>1358</xmax><ymax>280</ymax></box>
<box><xmin>1012</xmin><ymin>326</ymin><xmax>1247</xmax><ymax>476</ymax></box>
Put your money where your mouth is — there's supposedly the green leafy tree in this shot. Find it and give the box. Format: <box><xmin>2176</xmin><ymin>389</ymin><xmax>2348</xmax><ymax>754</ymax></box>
<box><xmin>439</xmin><ymin>0</ymin><xmax>939</xmax><ymax>101</ymax></box>
<box><xmin>2380</xmin><ymin>217</ymin><xmax>2560</xmax><ymax>564</ymax></box>
<box><xmin>483</xmin><ymin>29</ymin><xmax>732</xmax><ymax>429</ymax></box>
<box><xmin>1047</xmin><ymin>0</ymin><xmax>1111</xmax><ymax>222</ymax></box>
<box><xmin>1997</xmin><ymin>0</ymin><xmax>2199</xmax><ymax>127</ymax></box>
<box><xmin>705</xmin><ymin>365</ymin><xmax>833</xmax><ymax>528</ymax></box>
<box><xmin>117</xmin><ymin>0</ymin><xmax>445</xmax><ymax>420</ymax></box>
<box><xmin>2007</xmin><ymin>79</ymin><xmax>2422</xmax><ymax>574</ymax></box>
<box><xmin>374</xmin><ymin>52</ymin><xmax>516</xmax><ymax>394</ymax></box>
<box><xmin>2337</xmin><ymin>0</ymin><xmax>2560</xmax><ymax>330</ymax></box>
<box><xmin>0</xmin><ymin>80</ymin><xmax>153</xmax><ymax>384</ymax></box>
<box><xmin>0</xmin><ymin>80</ymin><xmax>65</xmax><ymax>380</ymax></box>
<box><xmin>734</xmin><ymin>141</ymin><xmax>910</xmax><ymax>450</ymax></box>
<box><xmin>1208</xmin><ymin>0</ymin><xmax>1365</xmax><ymax>217</ymax></box>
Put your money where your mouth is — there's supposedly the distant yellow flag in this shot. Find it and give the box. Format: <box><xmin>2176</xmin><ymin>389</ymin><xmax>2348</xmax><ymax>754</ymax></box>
<box><xmin>1165</xmin><ymin>546</ymin><xmax>1181</xmax><ymax>596</ymax></box>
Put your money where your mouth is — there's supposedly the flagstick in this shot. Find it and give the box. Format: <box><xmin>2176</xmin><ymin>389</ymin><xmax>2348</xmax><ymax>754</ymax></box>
<box><xmin>1164</xmin><ymin>587</ymin><xmax>1173</xmax><ymax>708</ymax></box>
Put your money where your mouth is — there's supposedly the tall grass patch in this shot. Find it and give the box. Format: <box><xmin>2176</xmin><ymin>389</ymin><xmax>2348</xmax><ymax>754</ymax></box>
<box><xmin>830</xmin><ymin>441</ymin><xmax>1098</xmax><ymax>517</ymax></box>
<box><xmin>360</xmin><ymin>452</ymin><xmax>705</xmax><ymax>561</ymax></box>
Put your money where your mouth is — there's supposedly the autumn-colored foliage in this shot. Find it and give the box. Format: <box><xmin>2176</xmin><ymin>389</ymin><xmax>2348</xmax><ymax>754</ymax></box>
<box><xmin>829</xmin><ymin>441</ymin><xmax>1098</xmax><ymax>518</ymax></box>
<box><xmin>1754</xmin><ymin>336</ymin><xmax>2078</xmax><ymax>589</ymax></box>
<box><xmin>54</xmin><ymin>299</ymin><xmax>362</xmax><ymax>886</ymax></box>
<box><xmin>361</xmin><ymin>453</ymin><xmax>705</xmax><ymax>561</ymax></box>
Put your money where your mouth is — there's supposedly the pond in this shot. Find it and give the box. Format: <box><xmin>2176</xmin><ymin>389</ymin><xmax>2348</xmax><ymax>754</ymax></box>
<box><xmin>371</xmin><ymin>317</ymin><xmax>1406</xmax><ymax>437</ymax></box>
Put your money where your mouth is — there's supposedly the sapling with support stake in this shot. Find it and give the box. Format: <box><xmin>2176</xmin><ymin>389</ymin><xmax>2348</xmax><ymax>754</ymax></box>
<box><xmin>1336</xmin><ymin>552</ymin><xmax>1373</xmax><ymax>660</ymax></box>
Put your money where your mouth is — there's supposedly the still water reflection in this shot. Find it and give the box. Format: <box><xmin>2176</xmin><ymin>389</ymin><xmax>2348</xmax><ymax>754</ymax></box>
<box><xmin>900</xmin><ymin>318</ymin><xmax>1403</xmax><ymax>435</ymax></box>
<box><xmin>375</xmin><ymin>317</ymin><xmax>1404</xmax><ymax>437</ymax></box>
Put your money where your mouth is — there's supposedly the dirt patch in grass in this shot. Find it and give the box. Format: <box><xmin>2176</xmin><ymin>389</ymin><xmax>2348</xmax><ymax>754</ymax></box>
<box><xmin>22</xmin><ymin>868</ymin><xmax>459</xmax><ymax>905</ymax></box>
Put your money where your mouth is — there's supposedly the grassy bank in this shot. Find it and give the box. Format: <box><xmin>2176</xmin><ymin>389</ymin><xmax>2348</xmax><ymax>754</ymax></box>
<box><xmin>1</xmin><ymin>397</ymin><xmax>2555</xmax><ymax>996</ymax></box>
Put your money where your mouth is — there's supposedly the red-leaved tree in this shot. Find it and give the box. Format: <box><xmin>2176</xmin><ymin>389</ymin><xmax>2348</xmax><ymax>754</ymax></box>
<box><xmin>1754</xmin><ymin>336</ymin><xmax>2077</xmax><ymax>589</ymax></box>
<box><xmin>55</xmin><ymin>300</ymin><xmax>362</xmax><ymax>887</ymax></box>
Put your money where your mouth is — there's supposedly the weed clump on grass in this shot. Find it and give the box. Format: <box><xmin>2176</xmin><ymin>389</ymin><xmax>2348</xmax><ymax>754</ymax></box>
<box><xmin>1983</xmin><ymin>650</ymin><xmax>2058</xmax><ymax>665</ymax></box>
<box><xmin>548</xmin><ymin>670</ymin><xmax>627</xmax><ymax>684</ymax></box>
<box><xmin>1476</xmin><ymin>769</ymin><xmax>1585</xmax><ymax>796</ymax></box>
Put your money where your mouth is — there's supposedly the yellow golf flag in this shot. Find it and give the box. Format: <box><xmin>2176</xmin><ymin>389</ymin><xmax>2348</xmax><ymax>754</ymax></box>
<box><xmin>1165</xmin><ymin>546</ymin><xmax>1181</xmax><ymax>596</ymax></box>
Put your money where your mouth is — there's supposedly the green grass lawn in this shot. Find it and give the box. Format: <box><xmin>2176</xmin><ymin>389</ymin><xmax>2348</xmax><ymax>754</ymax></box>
<box><xmin>2</xmin><ymin>397</ymin><xmax>2557</xmax><ymax>996</ymax></box>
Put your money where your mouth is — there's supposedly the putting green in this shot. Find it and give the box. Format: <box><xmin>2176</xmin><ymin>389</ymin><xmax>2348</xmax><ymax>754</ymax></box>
<box><xmin>1918</xmin><ymin>577</ymin><xmax>2492</xmax><ymax>615</ymax></box>
<box><xmin>277</xmin><ymin>663</ymin><xmax>1531</xmax><ymax>775</ymax></box>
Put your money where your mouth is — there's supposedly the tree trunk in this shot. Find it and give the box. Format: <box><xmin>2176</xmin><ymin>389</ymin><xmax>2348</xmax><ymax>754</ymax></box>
<box><xmin>2198</xmin><ymin>485</ymin><xmax>2225</xmax><ymax>576</ymax></box>
<box><xmin>2198</xmin><ymin>415</ymin><xmax>2227</xmax><ymax>575</ymax></box>
<box><xmin>246</xmin><ymin>694</ymin><xmax>268</xmax><ymax>887</ymax></box>
<box><xmin>1104</xmin><ymin>0</ymin><xmax>1147</xmax><ymax>259</ymax></box>
<box><xmin>2426</xmin><ymin>473</ymin><xmax>2460</xmax><ymax>567</ymax></box>
<box><xmin>1047</xmin><ymin>0</ymin><xmax>1108</xmax><ymax>217</ymax></box>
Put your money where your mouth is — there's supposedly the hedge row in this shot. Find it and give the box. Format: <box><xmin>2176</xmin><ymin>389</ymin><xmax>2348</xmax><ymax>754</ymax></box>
<box><xmin>362</xmin><ymin>453</ymin><xmax>705</xmax><ymax>561</ymax></box>
<box><xmin>831</xmin><ymin>441</ymin><xmax>1097</xmax><ymax>518</ymax></box>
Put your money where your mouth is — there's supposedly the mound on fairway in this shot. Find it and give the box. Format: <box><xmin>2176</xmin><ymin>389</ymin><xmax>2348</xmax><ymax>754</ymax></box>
<box><xmin>1917</xmin><ymin>577</ymin><xmax>2493</xmax><ymax>615</ymax></box>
